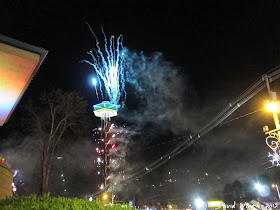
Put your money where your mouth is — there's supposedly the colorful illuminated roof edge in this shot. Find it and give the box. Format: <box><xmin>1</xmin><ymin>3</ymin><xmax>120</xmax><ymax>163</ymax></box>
<box><xmin>0</xmin><ymin>34</ymin><xmax>48</xmax><ymax>125</ymax></box>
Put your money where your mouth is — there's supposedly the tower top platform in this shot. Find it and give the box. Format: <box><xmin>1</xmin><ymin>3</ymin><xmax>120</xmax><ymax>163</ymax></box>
<box><xmin>93</xmin><ymin>101</ymin><xmax>118</xmax><ymax>118</ymax></box>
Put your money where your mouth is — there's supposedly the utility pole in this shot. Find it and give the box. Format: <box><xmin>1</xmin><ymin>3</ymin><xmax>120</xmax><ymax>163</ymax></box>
<box><xmin>263</xmin><ymin>75</ymin><xmax>280</xmax><ymax>166</ymax></box>
<box><xmin>264</xmin><ymin>75</ymin><xmax>280</xmax><ymax>131</ymax></box>
<box><xmin>272</xmin><ymin>184</ymin><xmax>280</xmax><ymax>201</ymax></box>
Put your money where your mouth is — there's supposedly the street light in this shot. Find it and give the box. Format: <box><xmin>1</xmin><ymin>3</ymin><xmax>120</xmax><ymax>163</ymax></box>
<box><xmin>266</xmin><ymin>101</ymin><xmax>280</xmax><ymax>113</ymax></box>
<box><xmin>102</xmin><ymin>193</ymin><xmax>115</xmax><ymax>204</ymax></box>
<box><xmin>195</xmin><ymin>198</ymin><xmax>205</xmax><ymax>209</ymax></box>
<box><xmin>255</xmin><ymin>182</ymin><xmax>270</xmax><ymax>197</ymax></box>
<box><xmin>255</xmin><ymin>183</ymin><xmax>263</xmax><ymax>192</ymax></box>
<box><xmin>272</xmin><ymin>183</ymin><xmax>280</xmax><ymax>201</ymax></box>
<box><xmin>264</xmin><ymin>100</ymin><xmax>280</xmax><ymax>166</ymax></box>
<box><xmin>255</xmin><ymin>183</ymin><xmax>264</xmax><ymax>192</ymax></box>
<box><xmin>265</xmin><ymin>100</ymin><xmax>280</xmax><ymax>130</ymax></box>
<box><xmin>103</xmin><ymin>193</ymin><xmax>108</xmax><ymax>200</ymax></box>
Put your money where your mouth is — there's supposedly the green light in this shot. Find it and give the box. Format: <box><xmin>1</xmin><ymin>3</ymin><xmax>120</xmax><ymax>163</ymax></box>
<box><xmin>207</xmin><ymin>201</ymin><xmax>223</xmax><ymax>207</ymax></box>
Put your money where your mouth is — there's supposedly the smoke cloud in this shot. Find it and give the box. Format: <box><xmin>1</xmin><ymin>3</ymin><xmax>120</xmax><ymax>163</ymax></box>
<box><xmin>0</xmin><ymin>136</ymin><xmax>41</xmax><ymax>195</ymax></box>
<box><xmin>122</xmin><ymin>50</ymin><xmax>191</xmax><ymax>133</ymax></box>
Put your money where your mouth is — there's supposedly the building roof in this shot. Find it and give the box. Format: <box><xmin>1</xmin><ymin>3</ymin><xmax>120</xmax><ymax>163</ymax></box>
<box><xmin>0</xmin><ymin>34</ymin><xmax>48</xmax><ymax>126</ymax></box>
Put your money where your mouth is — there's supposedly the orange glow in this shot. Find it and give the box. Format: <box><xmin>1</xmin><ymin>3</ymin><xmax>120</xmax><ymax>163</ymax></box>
<box><xmin>266</xmin><ymin>101</ymin><xmax>280</xmax><ymax>113</ymax></box>
<box><xmin>0</xmin><ymin>42</ymin><xmax>40</xmax><ymax>125</ymax></box>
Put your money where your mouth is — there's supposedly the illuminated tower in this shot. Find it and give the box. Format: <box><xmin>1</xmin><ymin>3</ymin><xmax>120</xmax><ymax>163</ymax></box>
<box><xmin>93</xmin><ymin>101</ymin><xmax>118</xmax><ymax>190</ymax></box>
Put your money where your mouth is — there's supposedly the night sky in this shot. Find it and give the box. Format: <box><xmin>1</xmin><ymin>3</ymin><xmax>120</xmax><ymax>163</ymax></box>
<box><xmin>2</xmin><ymin>1</ymin><xmax>280</xmax><ymax>95</ymax></box>
<box><xmin>2</xmin><ymin>0</ymin><xmax>280</xmax><ymax>205</ymax></box>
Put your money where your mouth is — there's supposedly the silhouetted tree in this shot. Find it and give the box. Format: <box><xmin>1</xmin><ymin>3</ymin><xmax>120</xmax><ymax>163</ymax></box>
<box><xmin>223</xmin><ymin>183</ymin><xmax>234</xmax><ymax>204</ymax></box>
<box><xmin>24</xmin><ymin>89</ymin><xmax>90</xmax><ymax>195</ymax></box>
<box><xmin>257</xmin><ymin>173</ymin><xmax>271</xmax><ymax>185</ymax></box>
<box><xmin>232</xmin><ymin>179</ymin><xmax>243</xmax><ymax>203</ymax></box>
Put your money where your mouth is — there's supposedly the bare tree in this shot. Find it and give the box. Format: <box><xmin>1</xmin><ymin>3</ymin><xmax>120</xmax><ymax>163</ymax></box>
<box><xmin>24</xmin><ymin>89</ymin><xmax>90</xmax><ymax>195</ymax></box>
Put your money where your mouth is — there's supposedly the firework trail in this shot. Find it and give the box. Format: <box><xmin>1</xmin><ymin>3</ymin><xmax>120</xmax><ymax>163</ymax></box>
<box><xmin>82</xmin><ymin>23</ymin><xmax>126</xmax><ymax>107</ymax></box>
<box><xmin>92</xmin><ymin>78</ymin><xmax>100</xmax><ymax>101</ymax></box>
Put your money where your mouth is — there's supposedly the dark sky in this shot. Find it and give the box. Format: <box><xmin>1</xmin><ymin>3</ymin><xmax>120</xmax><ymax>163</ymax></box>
<box><xmin>3</xmin><ymin>1</ymin><xmax>280</xmax><ymax>99</ymax></box>
<box><xmin>2</xmin><ymin>0</ymin><xmax>280</xmax><ymax>201</ymax></box>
